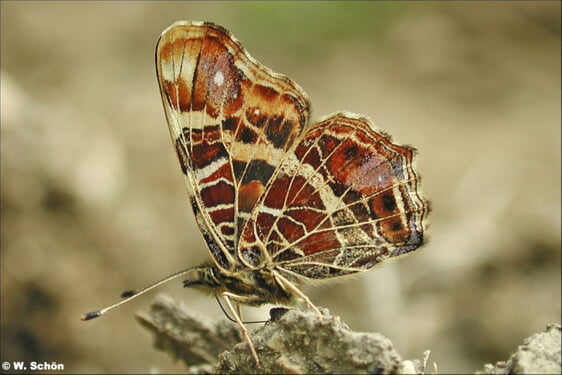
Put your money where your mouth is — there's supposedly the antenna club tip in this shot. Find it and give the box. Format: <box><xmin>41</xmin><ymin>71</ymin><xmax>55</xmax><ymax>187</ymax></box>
<box><xmin>81</xmin><ymin>311</ymin><xmax>101</xmax><ymax>321</ymax></box>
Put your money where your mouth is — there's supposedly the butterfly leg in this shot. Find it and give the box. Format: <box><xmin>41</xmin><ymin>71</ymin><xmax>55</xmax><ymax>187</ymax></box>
<box><xmin>221</xmin><ymin>292</ymin><xmax>261</xmax><ymax>367</ymax></box>
<box><xmin>273</xmin><ymin>271</ymin><xmax>322</xmax><ymax>318</ymax></box>
<box><xmin>235</xmin><ymin>300</ymin><xmax>243</xmax><ymax>320</ymax></box>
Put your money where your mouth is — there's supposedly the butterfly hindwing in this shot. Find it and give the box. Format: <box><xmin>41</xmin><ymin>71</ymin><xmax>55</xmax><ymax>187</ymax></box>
<box><xmin>238</xmin><ymin>113</ymin><xmax>428</xmax><ymax>279</ymax></box>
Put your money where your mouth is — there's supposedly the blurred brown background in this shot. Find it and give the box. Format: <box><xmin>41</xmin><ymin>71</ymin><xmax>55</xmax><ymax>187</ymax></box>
<box><xmin>1</xmin><ymin>1</ymin><xmax>560</xmax><ymax>373</ymax></box>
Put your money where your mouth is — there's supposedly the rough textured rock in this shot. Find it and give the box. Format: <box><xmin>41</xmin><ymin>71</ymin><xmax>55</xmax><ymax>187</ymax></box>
<box><xmin>477</xmin><ymin>323</ymin><xmax>561</xmax><ymax>374</ymax></box>
<box><xmin>137</xmin><ymin>295</ymin><xmax>561</xmax><ymax>374</ymax></box>
<box><xmin>136</xmin><ymin>295</ymin><xmax>242</xmax><ymax>374</ymax></box>
<box><xmin>137</xmin><ymin>294</ymin><xmax>419</xmax><ymax>374</ymax></box>
<box><xmin>216</xmin><ymin>306</ymin><xmax>403</xmax><ymax>374</ymax></box>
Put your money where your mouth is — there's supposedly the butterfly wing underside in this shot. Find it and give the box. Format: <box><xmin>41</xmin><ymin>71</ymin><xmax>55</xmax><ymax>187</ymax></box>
<box><xmin>238</xmin><ymin>113</ymin><xmax>429</xmax><ymax>280</ymax></box>
<box><xmin>156</xmin><ymin>21</ymin><xmax>310</xmax><ymax>271</ymax></box>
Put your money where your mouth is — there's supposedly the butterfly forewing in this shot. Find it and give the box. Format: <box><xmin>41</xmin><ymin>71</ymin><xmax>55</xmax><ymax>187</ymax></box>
<box><xmin>238</xmin><ymin>113</ymin><xmax>428</xmax><ymax>280</ymax></box>
<box><xmin>156</xmin><ymin>21</ymin><xmax>310</xmax><ymax>271</ymax></box>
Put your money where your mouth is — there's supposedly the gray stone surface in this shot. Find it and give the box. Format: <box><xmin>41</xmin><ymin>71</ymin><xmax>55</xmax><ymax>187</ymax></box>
<box><xmin>216</xmin><ymin>306</ymin><xmax>403</xmax><ymax>374</ymax></box>
<box><xmin>136</xmin><ymin>294</ymin><xmax>242</xmax><ymax>374</ymax></box>
<box><xmin>477</xmin><ymin>323</ymin><xmax>561</xmax><ymax>375</ymax></box>
<box><xmin>138</xmin><ymin>294</ymin><xmax>560</xmax><ymax>374</ymax></box>
<box><xmin>137</xmin><ymin>294</ymin><xmax>416</xmax><ymax>374</ymax></box>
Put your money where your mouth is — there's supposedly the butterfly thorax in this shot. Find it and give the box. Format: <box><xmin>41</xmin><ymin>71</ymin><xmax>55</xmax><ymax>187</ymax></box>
<box><xmin>183</xmin><ymin>263</ymin><xmax>294</xmax><ymax>307</ymax></box>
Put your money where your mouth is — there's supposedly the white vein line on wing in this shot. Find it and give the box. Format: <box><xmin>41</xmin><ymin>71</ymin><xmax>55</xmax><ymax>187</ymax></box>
<box><xmin>274</xmin><ymin>204</ymin><xmax>422</xmax><ymax>258</ymax></box>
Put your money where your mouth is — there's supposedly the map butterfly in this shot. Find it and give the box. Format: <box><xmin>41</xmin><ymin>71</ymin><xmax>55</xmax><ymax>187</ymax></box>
<box><xmin>82</xmin><ymin>21</ymin><xmax>430</xmax><ymax>366</ymax></box>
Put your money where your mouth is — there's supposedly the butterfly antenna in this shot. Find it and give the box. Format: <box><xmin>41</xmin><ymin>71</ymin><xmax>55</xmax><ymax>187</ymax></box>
<box><xmin>81</xmin><ymin>268</ymin><xmax>194</xmax><ymax>321</ymax></box>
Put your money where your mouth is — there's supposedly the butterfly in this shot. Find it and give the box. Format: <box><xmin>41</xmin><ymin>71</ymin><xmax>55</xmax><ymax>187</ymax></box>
<box><xmin>82</xmin><ymin>20</ymin><xmax>429</xmax><ymax>367</ymax></box>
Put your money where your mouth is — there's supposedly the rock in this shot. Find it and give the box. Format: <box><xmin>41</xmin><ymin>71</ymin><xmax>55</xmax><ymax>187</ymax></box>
<box><xmin>137</xmin><ymin>294</ymin><xmax>423</xmax><ymax>374</ymax></box>
<box><xmin>477</xmin><ymin>323</ymin><xmax>561</xmax><ymax>374</ymax></box>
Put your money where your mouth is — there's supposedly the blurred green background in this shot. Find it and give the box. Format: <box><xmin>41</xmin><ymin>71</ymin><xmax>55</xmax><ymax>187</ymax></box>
<box><xmin>1</xmin><ymin>1</ymin><xmax>560</xmax><ymax>373</ymax></box>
